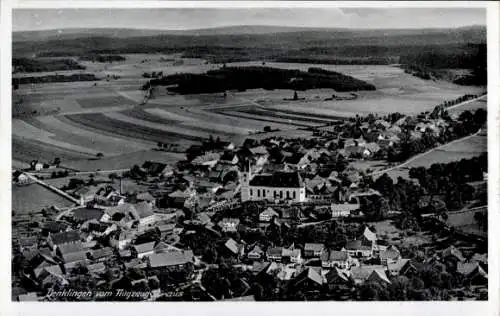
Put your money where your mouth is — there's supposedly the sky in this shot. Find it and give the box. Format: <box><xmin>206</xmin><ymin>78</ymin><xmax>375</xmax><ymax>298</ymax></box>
<box><xmin>13</xmin><ymin>8</ymin><xmax>486</xmax><ymax>32</ymax></box>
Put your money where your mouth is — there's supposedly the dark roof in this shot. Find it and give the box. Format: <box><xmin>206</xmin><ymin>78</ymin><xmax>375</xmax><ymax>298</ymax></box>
<box><xmin>148</xmin><ymin>250</ymin><xmax>194</xmax><ymax>268</ymax></box>
<box><xmin>91</xmin><ymin>247</ymin><xmax>114</xmax><ymax>260</ymax></box>
<box><xmin>50</xmin><ymin>230</ymin><xmax>80</xmax><ymax>245</ymax></box>
<box><xmin>284</xmin><ymin>153</ymin><xmax>306</xmax><ymax>165</ymax></box>
<box><xmin>72</xmin><ymin>207</ymin><xmax>104</xmax><ymax>222</ymax></box>
<box><xmin>249</xmin><ymin>171</ymin><xmax>303</xmax><ymax>188</ymax></box>
<box><xmin>133</xmin><ymin>241</ymin><xmax>155</xmax><ymax>254</ymax></box>
<box><xmin>58</xmin><ymin>241</ymin><xmax>84</xmax><ymax>255</ymax></box>
<box><xmin>142</xmin><ymin>161</ymin><xmax>167</xmax><ymax>175</ymax></box>
<box><xmin>220</xmin><ymin>151</ymin><xmax>237</xmax><ymax>161</ymax></box>
<box><xmin>345</xmin><ymin>240</ymin><xmax>372</xmax><ymax>251</ymax></box>
<box><xmin>61</xmin><ymin>250</ymin><xmax>87</xmax><ymax>263</ymax></box>
<box><xmin>321</xmin><ymin>250</ymin><xmax>349</xmax><ymax>261</ymax></box>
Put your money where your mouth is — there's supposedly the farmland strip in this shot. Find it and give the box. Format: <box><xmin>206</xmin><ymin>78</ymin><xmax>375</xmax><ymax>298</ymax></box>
<box><xmin>64</xmin><ymin>113</ymin><xmax>205</xmax><ymax>144</ymax></box>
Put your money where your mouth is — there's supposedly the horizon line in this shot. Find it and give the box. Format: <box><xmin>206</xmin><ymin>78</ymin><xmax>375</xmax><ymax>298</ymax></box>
<box><xmin>13</xmin><ymin>23</ymin><xmax>487</xmax><ymax>33</ymax></box>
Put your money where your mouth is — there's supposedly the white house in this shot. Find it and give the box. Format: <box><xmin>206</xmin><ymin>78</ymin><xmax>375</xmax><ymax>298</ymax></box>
<box><xmin>241</xmin><ymin>170</ymin><xmax>306</xmax><ymax>203</ymax></box>
<box><xmin>321</xmin><ymin>250</ymin><xmax>350</xmax><ymax>269</ymax></box>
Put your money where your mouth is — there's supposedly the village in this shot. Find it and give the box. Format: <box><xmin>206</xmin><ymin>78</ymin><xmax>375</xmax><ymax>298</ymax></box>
<box><xmin>11</xmin><ymin>95</ymin><xmax>488</xmax><ymax>302</ymax></box>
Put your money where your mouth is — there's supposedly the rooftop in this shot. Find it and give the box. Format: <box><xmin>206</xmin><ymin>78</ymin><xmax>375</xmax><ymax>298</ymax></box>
<box><xmin>249</xmin><ymin>171</ymin><xmax>304</xmax><ymax>188</ymax></box>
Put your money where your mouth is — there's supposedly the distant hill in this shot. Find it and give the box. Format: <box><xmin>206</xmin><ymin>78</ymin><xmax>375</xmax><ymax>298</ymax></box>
<box><xmin>13</xmin><ymin>24</ymin><xmax>486</xmax><ymax>42</ymax></box>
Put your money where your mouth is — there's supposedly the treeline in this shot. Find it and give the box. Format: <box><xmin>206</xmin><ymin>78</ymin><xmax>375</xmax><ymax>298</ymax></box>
<box><xmin>144</xmin><ymin>66</ymin><xmax>376</xmax><ymax>94</ymax></box>
<box><xmin>12</xmin><ymin>57</ymin><xmax>85</xmax><ymax>73</ymax></box>
<box><xmin>13</xmin><ymin>73</ymin><xmax>100</xmax><ymax>85</ymax></box>
<box><xmin>274</xmin><ymin>56</ymin><xmax>399</xmax><ymax>65</ymax></box>
<box><xmin>79</xmin><ymin>54</ymin><xmax>126</xmax><ymax>62</ymax></box>
<box><xmin>400</xmin><ymin>44</ymin><xmax>486</xmax><ymax>86</ymax></box>
<box><xmin>371</xmin><ymin>152</ymin><xmax>487</xmax><ymax>223</ymax></box>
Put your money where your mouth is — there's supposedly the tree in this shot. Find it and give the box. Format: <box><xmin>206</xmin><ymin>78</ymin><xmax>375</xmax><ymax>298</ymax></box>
<box><xmin>108</xmin><ymin>173</ymin><xmax>118</xmax><ymax>181</ymax></box>
<box><xmin>96</xmin><ymin>152</ymin><xmax>104</xmax><ymax>159</ymax></box>
<box><xmin>157</xmin><ymin>141</ymin><xmax>163</xmax><ymax>148</ymax></box>
<box><xmin>53</xmin><ymin>157</ymin><xmax>61</xmax><ymax>166</ymax></box>
<box><xmin>202</xmin><ymin>245</ymin><xmax>218</xmax><ymax>264</ymax></box>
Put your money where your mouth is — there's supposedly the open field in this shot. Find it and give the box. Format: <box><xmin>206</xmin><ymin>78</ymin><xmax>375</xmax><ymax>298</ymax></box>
<box><xmin>12</xmin><ymin>55</ymin><xmax>486</xmax><ymax>173</ymax></box>
<box><xmin>449</xmin><ymin>98</ymin><xmax>487</xmax><ymax>117</ymax></box>
<box><xmin>12</xmin><ymin>183</ymin><xmax>75</xmax><ymax>214</ymax></box>
<box><xmin>61</xmin><ymin>149</ymin><xmax>185</xmax><ymax>171</ymax></box>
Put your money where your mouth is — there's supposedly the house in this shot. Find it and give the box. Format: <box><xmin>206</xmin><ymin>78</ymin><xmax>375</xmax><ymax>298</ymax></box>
<box><xmin>17</xmin><ymin>292</ymin><xmax>39</xmax><ymax>302</ymax></box>
<box><xmin>457</xmin><ymin>262</ymin><xmax>488</xmax><ymax>285</ymax></box>
<box><xmin>148</xmin><ymin>250</ymin><xmax>194</xmax><ymax>269</ymax></box>
<box><xmin>345</xmin><ymin>146</ymin><xmax>371</xmax><ymax>159</ymax></box>
<box><xmin>219</xmin><ymin>151</ymin><xmax>239</xmax><ymax>165</ymax></box>
<box><xmin>168</xmin><ymin>189</ymin><xmax>194</xmax><ymax>209</ymax></box>
<box><xmin>292</xmin><ymin>267</ymin><xmax>323</xmax><ymax>290</ymax></box>
<box><xmin>374</xmin><ymin>119</ymin><xmax>391</xmax><ymax>130</ymax></box>
<box><xmin>31</xmin><ymin>161</ymin><xmax>44</xmax><ymax>171</ymax></box>
<box><xmin>247</xmin><ymin>146</ymin><xmax>269</xmax><ymax>166</ymax></box>
<box><xmin>241</xmin><ymin>170</ymin><xmax>306</xmax><ymax>202</ymax></box>
<box><xmin>133</xmin><ymin>202</ymin><xmax>156</xmax><ymax>228</ymax></box>
<box><xmin>110</xmin><ymin>230</ymin><xmax>134</xmax><ymax>250</ymax></box>
<box><xmin>387</xmin><ymin>258</ymin><xmax>416</xmax><ymax>276</ymax></box>
<box><xmin>18</xmin><ymin>236</ymin><xmax>38</xmax><ymax>252</ymax></box>
<box><xmin>367</xmin><ymin>269</ymin><xmax>391</xmax><ymax>285</ymax></box>
<box><xmin>343</xmin><ymin>240</ymin><xmax>373</xmax><ymax>258</ymax></box>
<box><xmin>266</xmin><ymin>247</ymin><xmax>283</xmax><ymax>262</ymax></box>
<box><xmin>87</xmin><ymin>262</ymin><xmax>106</xmax><ymax>274</ymax></box>
<box><xmin>259</xmin><ymin>207</ymin><xmax>279</xmax><ymax>222</ymax></box>
<box><xmin>136</xmin><ymin>192</ymin><xmax>156</xmax><ymax>206</ymax></box>
<box><xmin>141</xmin><ymin>161</ymin><xmax>173</xmax><ymax>177</ymax></box>
<box><xmin>14</xmin><ymin>172</ymin><xmax>30</xmax><ymax>185</ymax></box>
<box><xmin>304</xmin><ymin>243</ymin><xmax>325</xmax><ymax>258</ymax></box>
<box><xmin>224</xmin><ymin>238</ymin><xmax>244</xmax><ymax>257</ymax></box>
<box><xmin>192</xmin><ymin>152</ymin><xmax>221</xmax><ymax>168</ymax></box>
<box><xmin>284</xmin><ymin>153</ymin><xmax>309</xmax><ymax>170</ymax></box>
<box><xmin>364</xmin><ymin>142</ymin><xmax>381</xmax><ymax>155</ymax></box>
<box><xmin>360</xmin><ymin>227</ymin><xmax>377</xmax><ymax>244</ymax></box>
<box><xmin>196</xmin><ymin>180</ymin><xmax>223</xmax><ymax>194</ymax></box>
<box><xmin>378</xmin><ymin>249</ymin><xmax>401</xmax><ymax>265</ymax></box>
<box><xmin>247</xmin><ymin>245</ymin><xmax>264</xmax><ymax>260</ymax></box>
<box><xmin>72</xmin><ymin>207</ymin><xmax>105</xmax><ymax>223</ymax></box>
<box><xmin>282</xmin><ymin>246</ymin><xmax>301</xmax><ymax>264</ymax></box>
<box><xmin>349</xmin><ymin>265</ymin><xmax>386</xmax><ymax>284</ymax></box>
<box><xmin>321</xmin><ymin>250</ymin><xmax>350</xmax><ymax>269</ymax></box>
<box><xmin>90</xmin><ymin>247</ymin><xmax>114</xmax><ymax>262</ymax></box>
<box><xmin>330</xmin><ymin>203</ymin><xmax>360</xmax><ymax>217</ymax></box>
<box><xmin>325</xmin><ymin>267</ymin><xmax>350</xmax><ymax>287</ymax></box>
<box><xmin>218</xmin><ymin>218</ymin><xmax>240</xmax><ymax>232</ymax></box>
<box><xmin>132</xmin><ymin>241</ymin><xmax>156</xmax><ymax>258</ymax></box>
<box><xmin>441</xmin><ymin>245</ymin><xmax>466</xmax><ymax>270</ymax></box>
<box><xmin>47</xmin><ymin>230</ymin><xmax>81</xmax><ymax>250</ymax></box>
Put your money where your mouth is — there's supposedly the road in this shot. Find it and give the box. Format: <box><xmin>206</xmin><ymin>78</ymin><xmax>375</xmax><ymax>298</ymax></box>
<box><xmin>446</xmin><ymin>94</ymin><xmax>486</xmax><ymax>111</ymax></box>
<box><xmin>369</xmin><ymin>128</ymin><xmax>483</xmax><ymax>178</ymax></box>
<box><xmin>23</xmin><ymin>172</ymin><xmax>81</xmax><ymax>205</ymax></box>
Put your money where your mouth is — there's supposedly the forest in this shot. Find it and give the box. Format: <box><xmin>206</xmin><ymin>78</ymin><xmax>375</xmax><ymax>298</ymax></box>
<box><xmin>145</xmin><ymin>66</ymin><xmax>376</xmax><ymax>94</ymax></box>
<box><xmin>12</xmin><ymin>57</ymin><xmax>85</xmax><ymax>73</ymax></box>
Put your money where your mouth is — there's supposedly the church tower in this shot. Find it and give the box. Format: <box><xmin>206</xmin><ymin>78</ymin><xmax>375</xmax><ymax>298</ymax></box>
<box><xmin>240</xmin><ymin>161</ymin><xmax>252</xmax><ymax>202</ymax></box>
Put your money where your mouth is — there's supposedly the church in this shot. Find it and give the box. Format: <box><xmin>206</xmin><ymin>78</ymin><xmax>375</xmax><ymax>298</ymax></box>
<box><xmin>241</xmin><ymin>169</ymin><xmax>306</xmax><ymax>203</ymax></box>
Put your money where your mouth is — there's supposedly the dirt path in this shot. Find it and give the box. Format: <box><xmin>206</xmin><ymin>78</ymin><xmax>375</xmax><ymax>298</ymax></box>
<box><xmin>446</xmin><ymin>94</ymin><xmax>486</xmax><ymax>111</ymax></box>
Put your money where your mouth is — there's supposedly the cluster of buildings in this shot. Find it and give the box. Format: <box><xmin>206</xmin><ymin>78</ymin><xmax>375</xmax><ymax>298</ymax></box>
<box><xmin>12</xmin><ymin>100</ymin><xmax>487</xmax><ymax>301</ymax></box>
